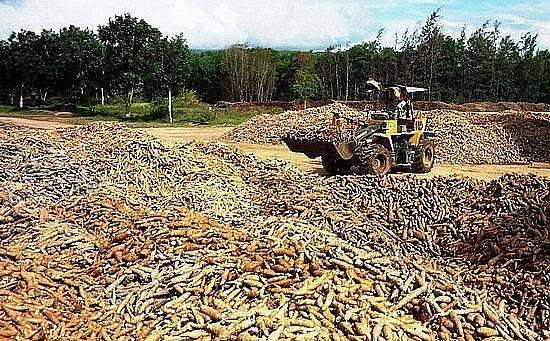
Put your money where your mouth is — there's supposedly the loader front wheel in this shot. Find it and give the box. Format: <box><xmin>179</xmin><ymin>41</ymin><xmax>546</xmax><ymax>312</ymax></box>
<box><xmin>412</xmin><ymin>140</ymin><xmax>435</xmax><ymax>173</ymax></box>
<box><xmin>358</xmin><ymin>144</ymin><xmax>392</xmax><ymax>176</ymax></box>
<box><xmin>321</xmin><ymin>157</ymin><xmax>351</xmax><ymax>175</ymax></box>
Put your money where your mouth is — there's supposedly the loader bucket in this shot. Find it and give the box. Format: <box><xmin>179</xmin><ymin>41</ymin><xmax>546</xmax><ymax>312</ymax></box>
<box><xmin>282</xmin><ymin>137</ymin><xmax>338</xmax><ymax>159</ymax></box>
<box><xmin>282</xmin><ymin>136</ymin><xmax>357</xmax><ymax>161</ymax></box>
<box><xmin>335</xmin><ymin>141</ymin><xmax>356</xmax><ymax>160</ymax></box>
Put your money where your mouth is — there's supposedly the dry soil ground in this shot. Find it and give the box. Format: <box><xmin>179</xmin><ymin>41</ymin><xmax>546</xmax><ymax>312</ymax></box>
<box><xmin>2</xmin><ymin>115</ymin><xmax>550</xmax><ymax>180</ymax></box>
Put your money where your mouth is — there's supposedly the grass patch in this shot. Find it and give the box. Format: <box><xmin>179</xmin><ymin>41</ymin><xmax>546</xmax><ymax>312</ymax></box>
<box><xmin>0</xmin><ymin>105</ymin><xmax>37</xmax><ymax>115</ymax></box>
<box><xmin>209</xmin><ymin>110</ymin><xmax>267</xmax><ymax>125</ymax></box>
<box><xmin>0</xmin><ymin>105</ymin><xmax>15</xmax><ymax>113</ymax></box>
<box><xmin>0</xmin><ymin>102</ymin><xmax>284</xmax><ymax>127</ymax></box>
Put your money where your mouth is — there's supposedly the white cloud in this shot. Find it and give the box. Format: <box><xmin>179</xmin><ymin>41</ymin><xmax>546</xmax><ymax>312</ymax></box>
<box><xmin>0</xmin><ymin>0</ymin><xmax>377</xmax><ymax>49</ymax></box>
<box><xmin>533</xmin><ymin>22</ymin><xmax>550</xmax><ymax>52</ymax></box>
<box><xmin>0</xmin><ymin>0</ymin><xmax>548</xmax><ymax>50</ymax></box>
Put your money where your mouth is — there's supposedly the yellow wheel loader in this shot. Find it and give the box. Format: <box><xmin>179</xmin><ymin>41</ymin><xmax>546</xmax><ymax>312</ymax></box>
<box><xmin>283</xmin><ymin>80</ymin><xmax>435</xmax><ymax>176</ymax></box>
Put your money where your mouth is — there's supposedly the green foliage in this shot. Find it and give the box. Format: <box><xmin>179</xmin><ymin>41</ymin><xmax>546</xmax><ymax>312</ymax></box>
<box><xmin>142</xmin><ymin>34</ymin><xmax>191</xmax><ymax>101</ymax></box>
<box><xmin>1</xmin><ymin>11</ymin><xmax>550</xmax><ymax>111</ymax></box>
<box><xmin>73</xmin><ymin>103</ymin><xmax>267</xmax><ymax>126</ymax></box>
<box><xmin>98</xmin><ymin>14</ymin><xmax>164</xmax><ymax>115</ymax></box>
<box><xmin>290</xmin><ymin>53</ymin><xmax>322</xmax><ymax>101</ymax></box>
<box><xmin>5</xmin><ymin>30</ymin><xmax>43</xmax><ymax>107</ymax></box>
<box><xmin>150</xmin><ymin>89</ymin><xmax>202</xmax><ymax>121</ymax></box>
<box><xmin>174</xmin><ymin>107</ymin><xmax>215</xmax><ymax>124</ymax></box>
<box><xmin>95</xmin><ymin>103</ymin><xmax>154</xmax><ymax>119</ymax></box>
<box><xmin>189</xmin><ymin>50</ymin><xmax>225</xmax><ymax>103</ymax></box>
<box><xmin>0</xmin><ymin>105</ymin><xmax>15</xmax><ymax>113</ymax></box>
<box><xmin>272</xmin><ymin>50</ymin><xmax>300</xmax><ymax>101</ymax></box>
<box><xmin>0</xmin><ymin>41</ymin><xmax>9</xmax><ymax>102</ymax></box>
<box><xmin>107</xmin><ymin>96</ymin><xmax>127</xmax><ymax>106</ymax></box>
<box><xmin>173</xmin><ymin>89</ymin><xmax>200</xmax><ymax>107</ymax></box>
<box><xmin>293</xmin><ymin>71</ymin><xmax>322</xmax><ymax>101</ymax></box>
<box><xmin>47</xmin><ymin>26</ymin><xmax>104</xmax><ymax>109</ymax></box>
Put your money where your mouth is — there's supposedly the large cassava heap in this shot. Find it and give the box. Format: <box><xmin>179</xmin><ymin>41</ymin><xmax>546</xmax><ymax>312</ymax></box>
<box><xmin>0</xmin><ymin>122</ymin><xmax>549</xmax><ymax>340</ymax></box>
<box><xmin>222</xmin><ymin>103</ymin><xmax>550</xmax><ymax>164</ymax></box>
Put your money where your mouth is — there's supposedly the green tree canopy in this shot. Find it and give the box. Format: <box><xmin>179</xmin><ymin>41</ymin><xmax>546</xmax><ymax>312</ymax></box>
<box><xmin>49</xmin><ymin>26</ymin><xmax>104</xmax><ymax>109</ymax></box>
<box><xmin>292</xmin><ymin>53</ymin><xmax>322</xmax><ymax>105</ymax></box>
<box><xmin>98</xmin><ymin>13</ymin><xmax>163</xmax><ymax>115</ymax></box>
<box><xmin>6</xmin><ymin>30</ymin><xmax>42</xmax><ymax>107</ymax></box>
<box><xmin>1</xmin><ymin>12</ymin><xmax>550</xmax><ymax>108</ymax></box>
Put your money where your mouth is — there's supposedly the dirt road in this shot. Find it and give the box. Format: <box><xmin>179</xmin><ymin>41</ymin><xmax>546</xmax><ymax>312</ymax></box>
<box><xmin>143</xmin><ymin>127</ymin><xmax>550</xmax><ymax>180</ymax></box>
<box><xmin>2</xmin><ymin>116</ymin><xmax>549</xmax><ymax>180</ymax></box>
<box><xmin>0</xmin><ymin>115</ymin><xmax>74</xmax><ymax>129</ymax></box>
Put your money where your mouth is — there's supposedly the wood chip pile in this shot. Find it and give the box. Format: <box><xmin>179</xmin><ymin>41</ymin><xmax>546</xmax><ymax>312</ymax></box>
<box><xmin>222</xmin><ymin>104</ymin><xmax>550</xmax><ymax>164</ymax></box>
<box><xmin>0</xmin><ymin>122</ymin><xmax>549</xmax><ymax>341</ymax></box>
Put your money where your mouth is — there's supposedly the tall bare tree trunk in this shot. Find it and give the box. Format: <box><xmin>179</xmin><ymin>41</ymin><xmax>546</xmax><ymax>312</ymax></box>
<box><xmin>428</xmin><ymin>50</ymin><xmax>434</xmax><ymax>103</ymax></box>
<box><xmin>345</xmin><ymin>53</ymin><xmax>350</xmax><ymax>101</ymax></box>
<box><xmin>40</xmin><ymin>90</ymin><xmax>48</xmax><ymax>103</ymax></box>
<box><xmin>19</xmin><ymin>86</ymin><xmax>24</xmax><ymax>108</ymax></box>
<box><xmin>334</xmin><ymin>55</ymin><xmax>340</xmax><ymax>100</ymax></box>
<box><xmin>168</xmin><ymin>87</ymin><xmax>173</xmax><ymax>124</ymax></box>
<box><xmin>125</xmin><ymin>86</ymin><xmax>134</xmax><ymax>117</ymax></box>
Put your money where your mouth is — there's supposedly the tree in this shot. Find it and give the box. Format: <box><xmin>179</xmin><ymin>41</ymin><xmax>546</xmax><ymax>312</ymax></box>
<box><xmin>495</xmin><ymin>36</ymin><xmax>519</xmax><ymax>101</ymax></box>
<box><xmin>466</xmin><ymin>21</ymin><xmax>499</xmax><ymax>101</ymax></box>
<box><xmin>292</xmin><ymin>53</ymin><xmax>322</xmax><ymax>107</ymax></box>
<box><xmin>164</xmin><ymin>35</ymin><xmax>191</xmax><ymax>123</ymax></box>
<box><xmin>222</xmin><ymin>45</ymin><xmax>277</xmax><ymax>102</ymax></box>
<box><xmin>272</xmin><ymin>50</ymin><xmax>299</xmax><ymax>101</ymax></box>
<box><xmin>2</xmin><ymin>12</ymin><xmax>550</xmax><ymax>108</ymax></box>
<box><xmin>439</xmin><ymin>33</ymin><xmax>468</xmax><ymax>103</ymax></box>
<box><xmin>6</xmin><ymin>30</ymin><xmax>43</xmax><ymax>107</ymax></box>
<box><xmin>222</xmin><ymin>44</ymin><xmax>248</xmax><ymax>102</ymax></box>
<box><xmin>48</xmin><ymin>26</ymin><xmax>104</xmax><ymax>110</ymax></box>
<box><xmin>249</xmin><ymin>48</ymin><xmax>277</xmax><ymax>102</ymax></box>
<box><xmin>533</xmin><ymin>50</ymin><xmax>550</xmax><ymax>103</ymax></box>
<box><xmin>416</xmin><ymin>9</ymin><xmax>443</xmax><ymax>101</ymax></box>
<box><xmin>98</xmin><ymin>14</ymin><xmax>163</xmax><ymax>116</ymax></box>
<box><xmin>348</xmin><ymin>37</ymin><xmax>380</xmax><ymax>99</ymax></box>
<box><xmin>0</xmin><ymin>40</ymin><xmax>10</xmax><ymax>103</ymax></box>
<box><xmin>315</xmin><ymin>46</ymin><xmax>349</xmax><ymax>100</ymax></box>
<box><xmin>143</xmin><ymin>34</ymin><xmax>191</xmax><ymax>123</ymax></box>
<box><xmin>373</xmin><ymin>47</ymin><xmax>400</xmax><ymax>84</ymax></box>
<box><xmin>517</xmin><ymin>32</ymin><xmax>538</xmax><ymax>102</ymax></box>
<box><xmin>189</xmin><ymin>50</ymin><xmax>225</xmax><ymax>103</ymax></box>
<box><xmin>32</xmin><ymin>30</ymin><xmax>57</xmax><ymax>105</ymax></box>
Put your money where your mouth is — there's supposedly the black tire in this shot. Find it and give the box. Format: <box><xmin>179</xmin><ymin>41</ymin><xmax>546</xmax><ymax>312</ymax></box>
<box><xmin>412</xmin><ymin>140</ymin><xmax>435</xmax><ymax>173</ymax></box>
<box><xmin>321</xmin><ymin>157</ymin><xmax>351</xmax><ymax>175</ymax></box>
<box><xmin>357</xmin><ymin>143</ymin><xmax>392</xmax><ymax>175</ymax></box>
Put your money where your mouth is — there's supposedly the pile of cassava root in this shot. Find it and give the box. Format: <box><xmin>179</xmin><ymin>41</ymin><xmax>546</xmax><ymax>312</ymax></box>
<box><xmin>223</xmin><ymin>103</ymin><xmax>550</xmax><ymax>164</ymax></box>
<box><xmin>0</xmin><ymin>121</ymin><xmax>548</xmax><ymax>341</ymax></box>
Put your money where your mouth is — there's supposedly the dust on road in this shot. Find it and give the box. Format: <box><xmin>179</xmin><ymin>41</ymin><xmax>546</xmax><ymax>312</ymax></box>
<box><xmin>2</xmin><ymin>115</ymin><xmax>549</xmax><ymax>180</ymax></box>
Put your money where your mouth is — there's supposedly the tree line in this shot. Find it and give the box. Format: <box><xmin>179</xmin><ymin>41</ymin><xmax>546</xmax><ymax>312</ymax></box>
<box><xmin>1</xmin><ymin>10</ymin><xmax>549</xmax><ymax>116</ymax></box>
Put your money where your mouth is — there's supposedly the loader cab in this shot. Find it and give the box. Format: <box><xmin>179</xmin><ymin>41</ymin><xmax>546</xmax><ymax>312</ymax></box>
<box><xmin>364</xmin><ymin>80</ymin><xmax>427</xmax><ymax>134</ymax></box>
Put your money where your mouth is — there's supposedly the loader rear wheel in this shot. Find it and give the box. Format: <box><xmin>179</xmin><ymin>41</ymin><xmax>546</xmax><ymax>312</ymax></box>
<box><xmin>321</xmin><ymin>157</ymin><xmax>351</xmax><ymax>175</ymax></box>
<box><xmin>412</xmin><ymin>140</ymin><xmax>434</xmax><ymax>173</ymax></box>
<box><xmin>358</xmin><ymin>143</ymin><xmax>392</xmax><ymax>176</ymax></box>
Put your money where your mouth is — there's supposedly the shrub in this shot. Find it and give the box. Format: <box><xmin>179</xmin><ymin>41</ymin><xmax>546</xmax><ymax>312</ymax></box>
<box><xmin>172</xmin><ymin>89</ymin><xmax>200</xmax><ymax>107</ymax></box>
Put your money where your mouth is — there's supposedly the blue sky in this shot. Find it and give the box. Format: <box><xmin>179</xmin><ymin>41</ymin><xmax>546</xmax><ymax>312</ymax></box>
<box><xmin>1</xmin><ymin>0</ymin><xmax>549</xmax><ymax>50</ymax></box>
